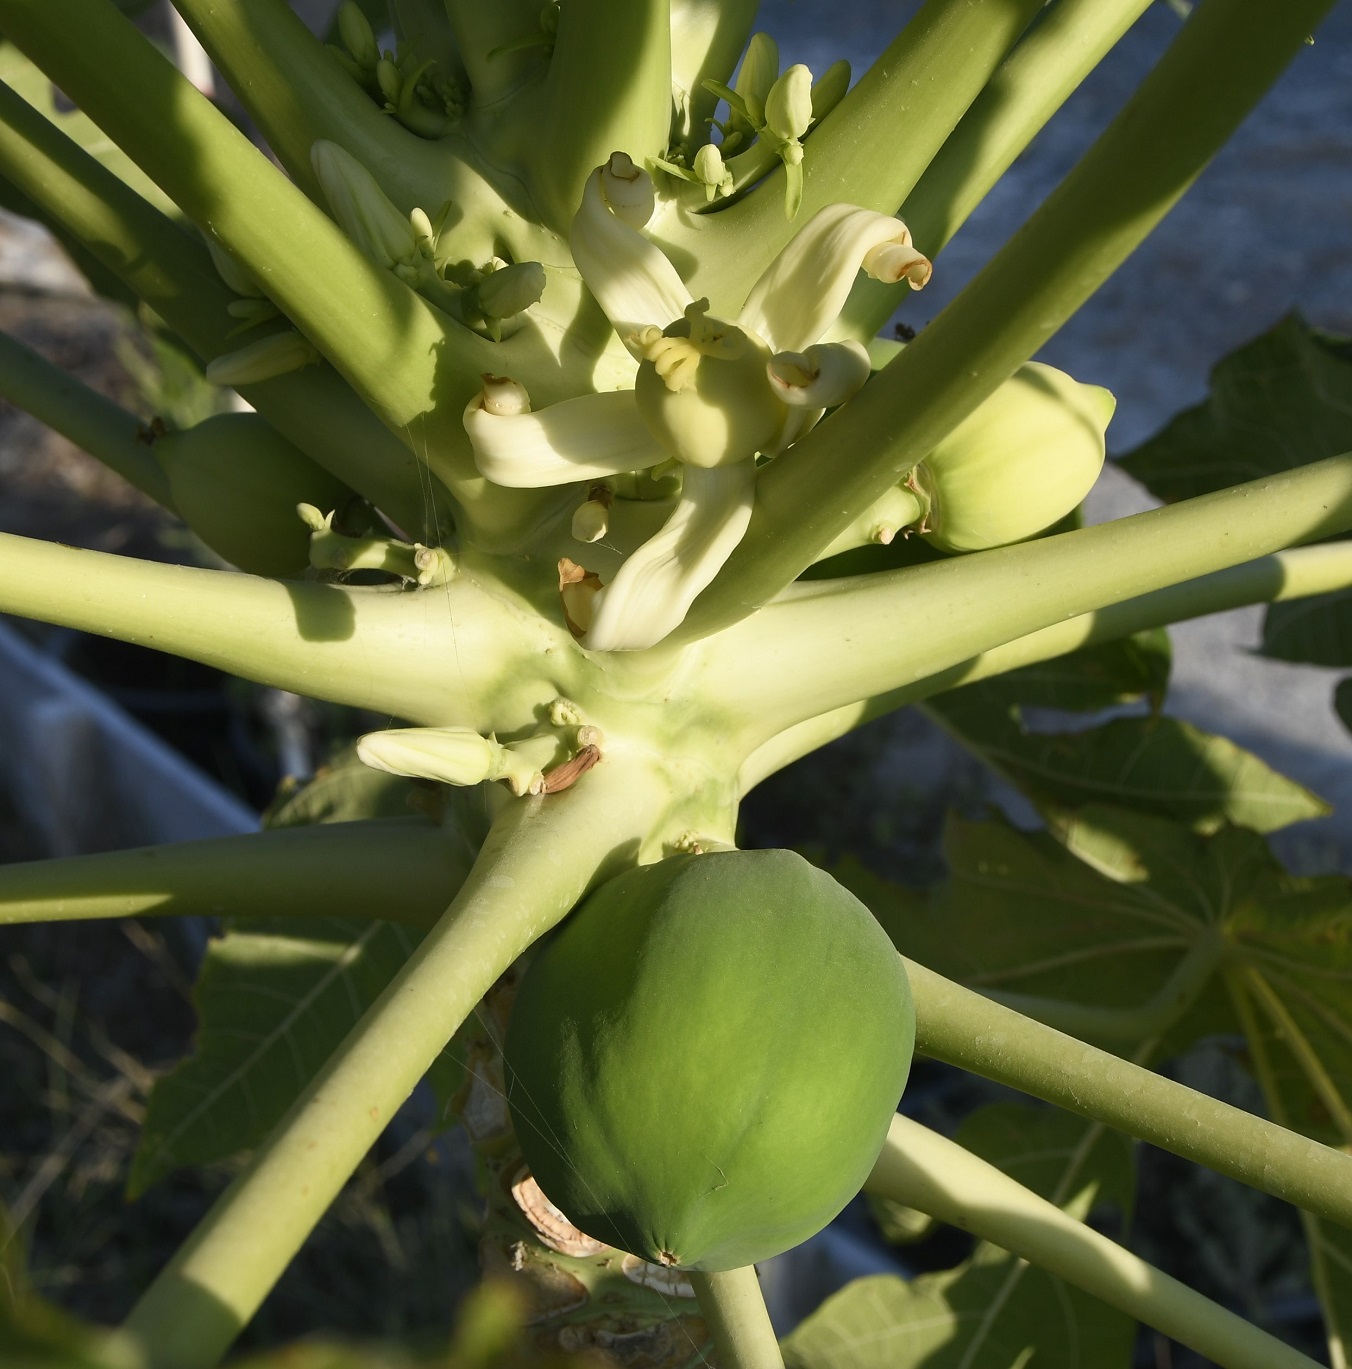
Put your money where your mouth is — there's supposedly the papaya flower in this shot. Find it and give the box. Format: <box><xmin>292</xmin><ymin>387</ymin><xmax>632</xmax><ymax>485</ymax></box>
<box><xmin>462</xmin><ymin>152</ymin><xmax>931</xmax><ymax>653</ymax></box>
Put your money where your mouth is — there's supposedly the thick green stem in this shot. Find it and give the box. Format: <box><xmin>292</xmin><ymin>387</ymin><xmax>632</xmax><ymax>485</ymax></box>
<box><xmin>530</xmin><ymin>0</ymin><xmax>671</xmax><ymax>233</ymax></box>
<box><xmin>867</xmin><ymin>1115</ymin><xmax>1321</xmax><ymax>1369</ymax></box>
<box><xmin>124</xmin><ymin>757</ymin><xmax>669</xmax><ymax>1369</ymax></box>
<box><xmin>737</xmin><ymin>540</ymin><xmax>1352</xmax><ymax>790</ymax></box>
<box><xmin>671</xmin><ymin>0</ymin><xmax>1042</xmax><ymax>312</ymax></box>
<box><xmin>840</xmin><ymin>0</ymin><xmax>1155</xmax><ymax>339</ymax></box>
<box><xmin>682</xmin><ymin>0</ymin><xmax>1337</xmax><ymax>635</ymax></box>
<box><xmin>0</xmin><ymin>820</ymin><xmax>468</xmax><ymax>928</ymax></box>
<box><xmin>0</xmin><ymin>328</ymin><xmax>171</xmax><ymax>507</ymax></box>
<box><xmin>169</xmin><ymin>0</ymin><xmax>474</xmax><ymax>215</ymax></box>
<box><xmin>444</xmin><ymin>0</ymin><xmax>544</xmax><ymax>108</ymax></box>
<box><xmin>905</xmin><ymin>959</ymin><xmax>1352</xmax><ymax>1230</ymax></box>
<box><xmin>712</xmin><ymin>454</ymin><xmax>1352</xmax><ymax>750</ymax></box>
<box><xmin>0</xmin><ymin>77</ymin><xmax>444</xmax><ymax>535</ymax></box>
<box><xmin>0</xmin><ymin>0</ymin><xmax>486</xmax><ymax>445</ymax></box>
<box><xmin>0</xmin><ymin>532</ymin><xmax>572</xmax><ymax>732</ymax></box>
<box><xmin>687</xmin><ymin>1267</ymin><xmax>784</xmax><ymax>1369</ymax></box>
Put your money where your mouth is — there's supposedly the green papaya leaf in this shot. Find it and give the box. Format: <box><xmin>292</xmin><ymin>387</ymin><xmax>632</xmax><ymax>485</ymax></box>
<box><xmin>129</xmin><ymin>916</ymin><xmax>422</xmax><ymax>1193</ymax></box>
<box><xmin>1226</xmin><ymin>879</ymin><xmax>1352</xmax><ymax>1369</ymax></box>
<box><xmin>1262</xmin><ymin>589</ymin><xmax>1352</xmax><ymax>667</ymax></box>
<box><xmin>263</xmin><ymin>745</ymin><xmax>421</xmax><ymax>828</ymax></box>
<box><xmin>1117</xmin><ymin>314</ymin><xmax>1352</xmax><ymax>503</ymax></box>
<box><xmin>132</xmin><ymin>755</ymin><xmax>484</xmax><ymax>1191</ymax></box>
<box><xmin>840</xmin><ymin>807</ymin><xmax>1240</xmax><ymax>1054</ymax></box>
<box><xmin>977</xmin><ymin>629</ymin><xmax>1170</xmax><ymax>714</ymax></box>
<box><xmin>1335</xmin><ymin>677</ymin><xmax>1352</xmax><ymax>736</ymax></box>
<box><xmin>925</xmin><ymin>685</ymin><xmax>1327</xmax><ymax>833</ymax></box>
<box><xmin>784</xmin><ymin>1106</ymin><xmax>1136</xmax><ymax>1369</ymax></box>
<box><xmin>0</xmin><ymin>1290</ymin><xmax>141</xmax><ymax>1369</ymax></box>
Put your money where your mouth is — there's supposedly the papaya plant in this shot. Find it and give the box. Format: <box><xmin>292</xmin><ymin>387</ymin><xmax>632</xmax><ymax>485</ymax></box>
<box><xmin>0</xmin><ymin>0</ymin><xmax>1350</xmax><ymax>1366</ymax></box>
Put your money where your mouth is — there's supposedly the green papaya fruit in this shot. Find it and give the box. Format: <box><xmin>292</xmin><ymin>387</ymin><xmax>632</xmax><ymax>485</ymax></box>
<box><xmin>154</xmin><ymin>412</ymin><xmax>354</xmax><ymax>578</ymax></box>
<box><xmin>915</xmin><ymin>361</ymin><xmax>1114</xmax><ymax>553</ymax></box>
<box><xmin>503</xmin><ymin>849</ymin><xmax>914</xmax><ymax>1271</ymax></box>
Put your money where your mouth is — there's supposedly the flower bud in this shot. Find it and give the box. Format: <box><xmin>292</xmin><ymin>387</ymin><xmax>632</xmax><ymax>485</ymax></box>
<box><xmin>693</xmin><ymin>143</ymin><xmax>733</xmax><ymax>201</ymax></box>
<box><xmin>732</xmin><ymin>32</ymin><xmax>778</xmax><ymax>130</ymax></box>
<box><xmin>311</xmin><ymin>140</ymin><xmax>418</xmax><ymax>272</ymax></box>
<box><xmin>337</xmin><ymin>0</ymin><xmax>379</xmax><ymax>70</ymax></box>
<box><xmin>204</xmin><ymin>236</ymin><xmax>265</xmax><ymax>298</ymax></box>
<box><xmin>409</xmin><ymin>206</ymin><xmax>437</xmax><ymax>253</ymax></box>
<box><xmin>205</xmin><ymin>330</ymin><xmax>320</xmax><ymax>386</ymax></box>
<box><xmin>357</xmin><ymin>727</ymin><xmax>498</xmax><ymax>787</ymax></box>
<box><xmin>914</xmin><ymin>363</ymin><xmax>1115</xmax><ymax>552</ymax></box>
<box><xmin>472</xmin><ymin>260</ymin><xmax>546</xmax><ymax>321</ymax></box>
<box><xmin>765</xmin><ymin>64</ymin><xmax>812</xmax><ymax>143</ymax></box>
<box><xmin>375</xmin><ymin>56</ymin><xmax>402</xmax><ymax>105</ymax></box>
<box><xmin>571</xmin><ymin>498</ymin><xmax>610</xmax><ymax>544</ymax></box>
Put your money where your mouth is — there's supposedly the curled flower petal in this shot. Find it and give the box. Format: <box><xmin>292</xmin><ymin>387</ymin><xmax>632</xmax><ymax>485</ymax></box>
<box><xmin>599</xmin><ymin>151</ymin><xmax>656</xmax><ymax>228</ymax></box>
<box><xmin>739</xmin><ymin>204</ymin><xmax>931</xmax><ymax>354</ymax></box>
<box><xmin>570</xmin><ymin>156</ymin><xmax>692</xmax><ymax>354</ymax></box>
<box><xmin>766</xmin><ymin>339</ymin><xmax>871</xmax><ymax>408</ymax></box>
<box><xmin>465</xmin><ymin>385</ymin><xmax>664</xmax><ymax>487</ymax></box>
<box><xmin>584</xmin><ymin>459</ymin><xmax>756</xmax><ymax>652</ymax></box>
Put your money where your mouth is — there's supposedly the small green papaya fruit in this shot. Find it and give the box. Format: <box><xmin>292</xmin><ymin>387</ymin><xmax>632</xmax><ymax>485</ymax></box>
<box><xmin>915</xmin><ymin>361</ymin><xmax>1114</xmax><ymax>553</ymax></box>
<box><xmin>154</xmin><ymin>412</ymin><xmax>353</xmax><ymax>578</ymax></box>
<box><xmin>504</xmin><ymin>849</ymin><xmax>914</xmax><ymax>1271</ymax></box>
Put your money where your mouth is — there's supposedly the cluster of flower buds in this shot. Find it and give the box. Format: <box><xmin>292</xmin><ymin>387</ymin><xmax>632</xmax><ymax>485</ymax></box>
<box><xmin>328</xmin><ymin>0</ymin><xmax>464</xmax><ymax>138</ymax></box>
<box><xmin>311</xmin><ymin>142</ymin><xmax>546</xmax><ymax>339</ymax></box>
<box><xmin>667</xmin><ymin>32</ymin><xmax>848</xmax><ymax>216</ymax></box>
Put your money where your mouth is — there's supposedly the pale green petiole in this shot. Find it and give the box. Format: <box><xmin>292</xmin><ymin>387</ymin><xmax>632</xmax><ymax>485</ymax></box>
<box><xmin>0</xmin><ymin>328</ymin><xmax>171</xmax><ymax>508</ymax></box>
<box><xmin>710</xmin><ymin>451</ymin><xmax>1352</xmax><ymax>746</ymax></box>
<box><xmin>739</xmin><ymin>540</ymin><xmax>1352</xmax><ymax>790</ymax></box>
<box><xmin>905</xmin><ymin>960</ymin><xmax>1352</xmax><ymax>1231</ymax></box>
<box><xmin>839</xmin><ymin>0</ymin><xmax>1156</xmax><ymax>339</ymax></box>
<box><xmin>124</xmin><ymin>756</ymin><xmax>671</xmax><ymax>1369</ymax></box>
<box><xmin>867</xmin><ymin>1114</ymin><xmax>1323</xmax><ymax>1369</ymax></box>
<box><xmin>0</xmin><ymin>820</ymin><xmax>473</xmax><ymax>929</ymax></box>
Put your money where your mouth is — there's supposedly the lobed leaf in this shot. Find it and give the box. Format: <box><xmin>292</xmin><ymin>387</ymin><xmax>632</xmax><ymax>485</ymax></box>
<box><xmin>784</xmin><ymin>1105</ymin><xmax>1135</xmax><ymax>1369</ymax></box>
<box><xmin>926</xmin><ymin>684</ymin><xmax>1327</xmax><ymax>834</ymax></box>
<box><xmin>1118</xmin><ymin>314</ymin><xmax>1352</xmax><ymax>504</ymax></box>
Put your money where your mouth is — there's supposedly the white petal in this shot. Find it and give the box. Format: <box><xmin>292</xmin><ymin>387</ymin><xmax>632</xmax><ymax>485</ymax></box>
<box><xmin>584</xmin><ymin>459</ymin><xmax>756</xmax><ymax>652</ymax></box>
<box><xmin>739</xmin><ymin>204</ymin><xmax>931</xmax><ymax>354</ymax></box>
<box><xmin>464</xmin><ymin>387</ymin><xmax>664</xmax><ymax>487</ymax></box>
<box><xmin>570</xmin><ymin>162</ymin><xmax>692</xmax><ymax>354</ymax></box>
<box><xmin>766</xmin><ymin>339</ymin><xmax>871</xmax><ymax>408</ymax></box>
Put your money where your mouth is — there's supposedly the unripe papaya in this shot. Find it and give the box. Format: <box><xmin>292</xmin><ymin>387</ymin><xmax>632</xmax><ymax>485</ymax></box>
<box><xmin>504</xmin><ymin>849</ymin><xmax>914</xmax><ymax>1271</ymax></box>
<box><xmin>915</xmin><ymin>362</ymin><xmax>1114</xmax><ymax>553</ymax></box>
<box><xmin>154</xmin><ymin>413</ymin><xmax>353</xmax><ymax>578</ymax></box>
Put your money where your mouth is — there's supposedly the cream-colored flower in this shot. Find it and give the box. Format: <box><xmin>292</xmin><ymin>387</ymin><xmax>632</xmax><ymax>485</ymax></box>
<box><xmin>462</xmin><ymin>153</ymin><xmax>930</xmax><ymax>652</ymax></box>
